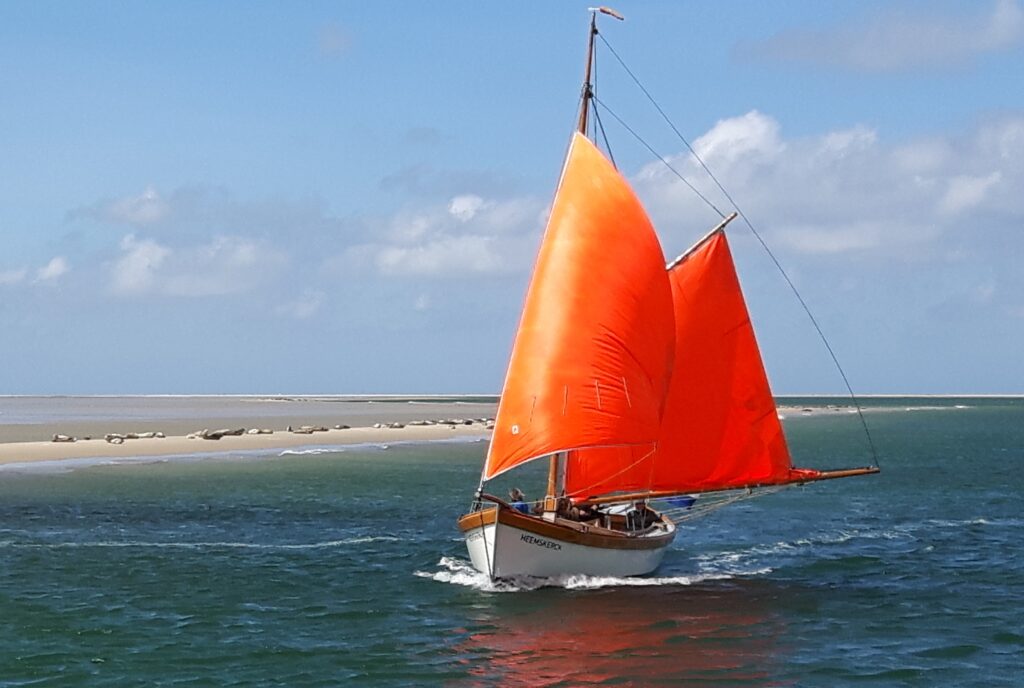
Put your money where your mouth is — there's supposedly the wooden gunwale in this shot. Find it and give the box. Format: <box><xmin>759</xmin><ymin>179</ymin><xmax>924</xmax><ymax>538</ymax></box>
<box><xmin>457</xmin><ymin>505</ymin><xmax>674</xmax><ymax>551</ymax></box>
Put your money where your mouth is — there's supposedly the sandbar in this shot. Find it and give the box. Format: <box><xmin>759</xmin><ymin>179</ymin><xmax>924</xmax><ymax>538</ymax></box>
<box><xmin>0</xmin><ymin>395</ymin><xmax>497</xmax><ymax>467</ymax></box>
<box><xmin>0</xmin><ymin>424</ymin><xmax>490</xmax><ymax>466</ymax></box>
<box><xmin>0</xmin><ymin>395</ymin><xmax>940</xmax><ymax>468</ymax></box>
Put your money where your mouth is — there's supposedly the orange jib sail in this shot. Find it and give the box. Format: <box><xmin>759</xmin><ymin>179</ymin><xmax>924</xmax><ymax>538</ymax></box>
<box><xmin>483</xmin><ymin>133</ymin><xmax>675</xmax><ymax>481</ymax></box>
<box><xmin>656</xmin><ymin>230</ymin><xmax>793</xmax><ymax>491</ymax></box>
<box><xmin>564</xmin><ymin>229</ymin><xmax>795</xmax><ymax>498</ymax></box>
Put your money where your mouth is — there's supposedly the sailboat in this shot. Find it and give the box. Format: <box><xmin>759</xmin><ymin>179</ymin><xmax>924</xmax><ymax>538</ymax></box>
<box><xmin>458</xmin><ymin>8</ymin><xmax>879</xmax><ymax>580</ymax></box>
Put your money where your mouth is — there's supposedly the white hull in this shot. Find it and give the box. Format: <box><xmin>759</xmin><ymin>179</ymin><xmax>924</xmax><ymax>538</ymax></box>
<box><xmin>461</xmin><ymin>508</ymin><xmax>675</xmax><ymax>579</ymax></box>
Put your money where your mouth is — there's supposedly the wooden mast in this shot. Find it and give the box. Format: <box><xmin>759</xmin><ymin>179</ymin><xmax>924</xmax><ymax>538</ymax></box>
<box><xmin>574</xmin><ymin>8</ymin><xmax>622</xmax><ymax>135</ymax></box>
<box><xmin>576</xmin><ymin>11</ymin><xmax>598</xmax><ymax>136</ymax></box>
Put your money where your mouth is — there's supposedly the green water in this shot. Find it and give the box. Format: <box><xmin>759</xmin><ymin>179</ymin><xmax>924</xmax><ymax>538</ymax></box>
<box><xmin>1</xmin><ymin>400</ymin><xmax>1022</xmax><ymax>685</ymax></box>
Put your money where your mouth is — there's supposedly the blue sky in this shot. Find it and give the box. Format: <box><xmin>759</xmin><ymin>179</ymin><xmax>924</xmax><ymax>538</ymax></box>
<box><xmin>2</xmin><ymin>1</ymin><xmax>1023</xmax><ymax>394</ymax></box>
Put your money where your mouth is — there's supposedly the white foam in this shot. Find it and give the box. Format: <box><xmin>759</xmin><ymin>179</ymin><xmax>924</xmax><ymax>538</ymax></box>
<box><xmin>693</xmin><ymin>525</ymin><xmax>919</xmax><ymax>575</ymax></box>
<box><xmin>923</xmin><ymin>516</ymin><xmax>1017</xmax><ymax>528</ymax></box>
<box><xmin>414</xmin><ymin>557</ymin><xmax>755</xmax><ymax>593</ymax></box>
<box><xmin>414</xmin><ymin>556</ymin><xmax>521</xmax><ymax>592</ymax></box>
<box><xmin>700</xmin><ymin>517</ymin><xmax>1018</xmax><ymax>571</ymax></box>
<box><xmin>278</xmin><ymin>448</ymin><xmax>340</xmax><ymax>456</ymax></box>
<box><xmin>0</xmin><ymin>536</ymin><xmax>399</xmax><ymax>550</ymax></box>
<box><xmin>558</xmin><ymin>570</ymin><xmax>746</xmax><ymax>590</ymax></box>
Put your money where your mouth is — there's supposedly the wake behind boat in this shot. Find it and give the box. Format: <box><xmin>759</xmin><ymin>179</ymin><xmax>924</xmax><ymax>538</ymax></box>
<box><xmin>458</xmin><ymin>8</ymin><xmax>878</xmax><ymax>581</ymax></box>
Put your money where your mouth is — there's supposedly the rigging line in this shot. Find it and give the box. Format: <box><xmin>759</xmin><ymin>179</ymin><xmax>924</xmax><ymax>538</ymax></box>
<box><xmin>592</xmin><ymin>41</ymin><xmax>618</xmax><ymax>167</ymax></box>
<box><xmin>658</xmin><ymin>485</ymin><xmax>789</xmax><ymax>522</ymax></box>
<box><xmin>598</xmin><ymin>33</ymin><xmax>727</xmax><ymax>207</ymax></box>
<box><xmin>480</xmin><ymin>512</ymin><xmax>494</xmax><ymax>580</ymax></box>
<box><xmin>591</xmin><ymin>100</ymin><xmax>617</xmax><ymax>169</ymax></box>
<box><xmin>592</xmin><ymin>95</ymin><xmax>725</xmax><ymax>219</ymax></box>
<box><xmin>598</xmin><ymin>35</ymin><xmax>880</xmax><ymax>468</ymax></box>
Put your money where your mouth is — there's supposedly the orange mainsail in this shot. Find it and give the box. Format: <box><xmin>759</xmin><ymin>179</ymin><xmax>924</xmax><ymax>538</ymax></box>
<box><xmin>482</xmin><ymin>133</ymin><xmax>675</xmax><ymax>481</ymax></box>
<box><xmin>565</xmin><ymin>229</ymin><xmax>799</xmax><ymax>498</ymax></box>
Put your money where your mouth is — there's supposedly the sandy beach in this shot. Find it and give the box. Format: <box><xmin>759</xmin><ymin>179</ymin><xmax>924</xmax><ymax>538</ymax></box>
<box><xmin>0</xmin><ymin>396</ymin><xmax>497</xmax><ymax>467</ymax></box>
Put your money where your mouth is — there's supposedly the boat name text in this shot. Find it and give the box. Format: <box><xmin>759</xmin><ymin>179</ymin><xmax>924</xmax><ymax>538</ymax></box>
<box><xmin>520</xmin><ymin>534</ymin><xmax>562</xmax><ymax>550</ymax></box>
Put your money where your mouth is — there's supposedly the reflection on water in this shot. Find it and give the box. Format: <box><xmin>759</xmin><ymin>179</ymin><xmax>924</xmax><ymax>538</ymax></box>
<box><xmin>451</xmin><ymin>582</ymin><xmax>792</xmax><ymax>686</ymax></box>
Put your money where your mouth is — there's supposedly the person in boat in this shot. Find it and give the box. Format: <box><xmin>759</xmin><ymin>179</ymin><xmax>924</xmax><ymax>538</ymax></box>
<box><xmin>556</xmin><ymin>496</ymin><xmax>581</xmax><ymax>521</ymax></box>
<box><xmin>508</xmin><ymin>488</ymin><xmax>531</xmax><ymax>514</ymax></box>
<box><xmin>577</xmin><ymin>502</ymin><xmax>602</xmax><ymax>523</ymax></box>
<box><xmin>628</xmin><ymin>502</ymin><xmax>657</xmax><ymax>529</ymax></box>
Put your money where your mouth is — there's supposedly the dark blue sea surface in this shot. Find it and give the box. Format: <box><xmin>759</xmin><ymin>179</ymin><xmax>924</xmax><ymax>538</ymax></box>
<box><xmin>1</xmin><ymin>398</ymin><xmax>1021</xmax><ymax>686</ymax></box>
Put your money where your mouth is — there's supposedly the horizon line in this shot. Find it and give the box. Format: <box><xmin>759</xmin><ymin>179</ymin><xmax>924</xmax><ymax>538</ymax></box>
<box><xmin>1</xmin><ymin>393</ymin><xmax>1023</xmax><ymax>399</ymax></box>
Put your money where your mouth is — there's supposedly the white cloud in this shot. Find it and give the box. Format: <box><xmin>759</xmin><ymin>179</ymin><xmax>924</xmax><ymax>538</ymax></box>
<box><xmin>343</xmin><ymin>111</ymin><xmax>1024</xmax><ymax>279</ymax></box>
<box><xmin>74</xmin><ymin>185</ymin><xmax>355</xmax><ymax>250</ymax></box>
<box><xmin>388</xmin><ymin>212</ymin><xmax>433</xmax><ymax>242</ymax></box>
<box><xmin>892</xmin><ymin>140</ymin><xmax>954</xmax><ymax>175</ymax></box>
<box><xmin>448</xmin><ymin>194</ymin><xmax>486</xmax><ymax>221</ymax></box>
<box><xmin>344</xmin><ymin>194</ymin><xmax>545</xmax><ymax>277</ymax></box>
<box><xmin>275</xmin><ymin>289</ymin><xmax>325</xmax><ymax>319</ymax></box>
<box><xmin>73</xmin><ymin>110</ymin><xmax>1023</xmax><ymax>314</ymax></box>
<box><xmin>111</xmin><ymin>235</ymin><xmax>171</xmax><ymax>295</ymax></box>
<box><xmin>940</xmin><ymin>172</ymin><xmax>1002</xmax><ymax>215</ymax></box>
<box><xmin>691</xmin><ymin>110</ymin><xmax>784</xmax><ymax>165</ymax></box>
<box><xmin>773</xmin><ymin>223</ymin><xmax>886</xmax><ymax>255</ymax></box>
<box><xmin>166</xmin><ymin>236</ymin><xmax>284</xmax><ymax>297</ymax></box>
<box><xmin>742</xmin><ymin>0</ymin><xmax>1024</xmax><ymax>72</ymax></box>
<box><xmin>4</xmin><ymin>258</ymin><xmax>71</xmax><ymax>288</ymax></box>
<box><xmin>83</xmin><ymin>186</ymin><xmax>169</xmax><ymax>227</ymax></box>
<box><xmin>375</xmin><ymin>235</ymin><xmax>505</xmax><ymax>276</ymax></box>
<box><xmin>0</xmin><ymin>267</ymin><xmax>28</xmax><ymax>285</ymax></box>
<box><xmin>820</xmin><ymin>126</ymin><xmax>877</xmax><ymax>157</ymax></box>
<box><xmin>634</xmin><ymin>111</ymin><xmax>1024</xmax><ymax>258</ymax></box>
<box><xmin>35</xmin><ymin>256</ymin><xmax>70</xmax><ymax>283</ymax></box>
<box><xmin>110</xmin><ymin>234</ymin><xmax>285</xmax><ymax>297</ymax></box>
<box><xmin>978</xmin><ymin>118</ymin><xmax>1024</xmax><ymax>160</ymax></box>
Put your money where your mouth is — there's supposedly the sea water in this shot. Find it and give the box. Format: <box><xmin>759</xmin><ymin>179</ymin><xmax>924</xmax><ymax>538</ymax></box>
<box><xmin>0</xmin><ymin>398</ymin><xmax>1021</xmax><ymax>685</ymax></box>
